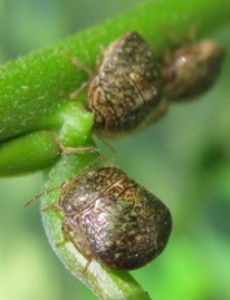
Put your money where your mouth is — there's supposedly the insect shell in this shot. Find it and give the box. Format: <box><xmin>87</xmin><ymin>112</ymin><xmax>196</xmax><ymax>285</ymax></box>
<box><xmin>86</xmin><ymin>32</ymin><xmax>164</xmax><ymax>138</ymax></box>
<box><xmin>161</xmin><ymin>40</ymin><xmax>225</xmax><ymax>101</ymax></box>
<box><xmin>59</xmin><ymin>166</ymin><xmax>172</xmax><ymax>270</ymax></box>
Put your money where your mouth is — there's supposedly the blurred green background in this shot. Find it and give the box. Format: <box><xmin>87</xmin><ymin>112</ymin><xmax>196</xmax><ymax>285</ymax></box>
<box><xmin>0</xmin><ymin>0</ymin><xmax>230</xmax><ymax>300</ymax></box>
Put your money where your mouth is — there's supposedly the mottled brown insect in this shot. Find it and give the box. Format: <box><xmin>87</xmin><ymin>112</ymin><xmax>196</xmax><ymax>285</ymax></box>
<box><xmin>162</xmin><ymin>40</ymin><xmax>225</xmax><ymax>101</ymax></box>
<box><xmin>86</xmin><ymin>32</ymin><xmax>164</xmax><ymax>138</ymax></box>
<box><xmin>59</xmin><ymin>166</ymin><xmax>172</xmax><ymax>270</ymax></box>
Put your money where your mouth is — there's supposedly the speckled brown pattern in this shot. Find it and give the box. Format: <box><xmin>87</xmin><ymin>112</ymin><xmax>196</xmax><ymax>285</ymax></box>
<box><xmin>59</xmin><ymin>167</ymin><xmax>172</xmax><ymax>270</ymax></box>
<box><xmin>87</xmin><ymin>32</ymin><xmax>163</xmax><ymax>138</ymax></box>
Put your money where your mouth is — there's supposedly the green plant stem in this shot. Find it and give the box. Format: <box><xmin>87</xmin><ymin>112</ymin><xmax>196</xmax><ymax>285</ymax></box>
<box><xmin>0</xmin><ymin>130</ymin><xmax>60</xmax><ymax>176</ymax></box>
<box><xmin>0</xmin><ymin>0</ymin><xmax>229</xmax><ymax>143</ymax></box>
<box><xmin>0</xmin><ymin>102</ymin><xmax>94</xmax><ymax>176</ymax></box>
<box><xmin>0</xmin><ymin>0</ymin><xmax>229</xmax><ymax>175</ymax></box>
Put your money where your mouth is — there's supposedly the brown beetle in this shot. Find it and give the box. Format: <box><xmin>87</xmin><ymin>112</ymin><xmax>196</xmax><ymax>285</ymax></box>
<box><xmin>58</xmin><ymin>166</ymin><xmax>172</xmax><ymax>270</ymax></box>
<box><xmin>86</xmin><ymin>32</ymin><xmax>164</xmax><ymax>138</ymax></box>
<box><xmin>161</xmin><ymin>40</ymin><xmax>225</xmax><ymax>101</ymax></box>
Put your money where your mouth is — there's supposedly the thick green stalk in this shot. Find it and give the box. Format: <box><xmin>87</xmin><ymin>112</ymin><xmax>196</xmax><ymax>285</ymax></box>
<box><xmin>0</xmin><ymin>101</ymin><xmax>94</xmax><ymax>176</ymax></box>
<box><xmin>0</xmin><ymin>130</ymin><xmax>60</xmax><ymax>176</ymax></box>
<box><xmin>0</xmin><ymin>0</ymin><xmax>229</xmax><ymax>143</ymax></box>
